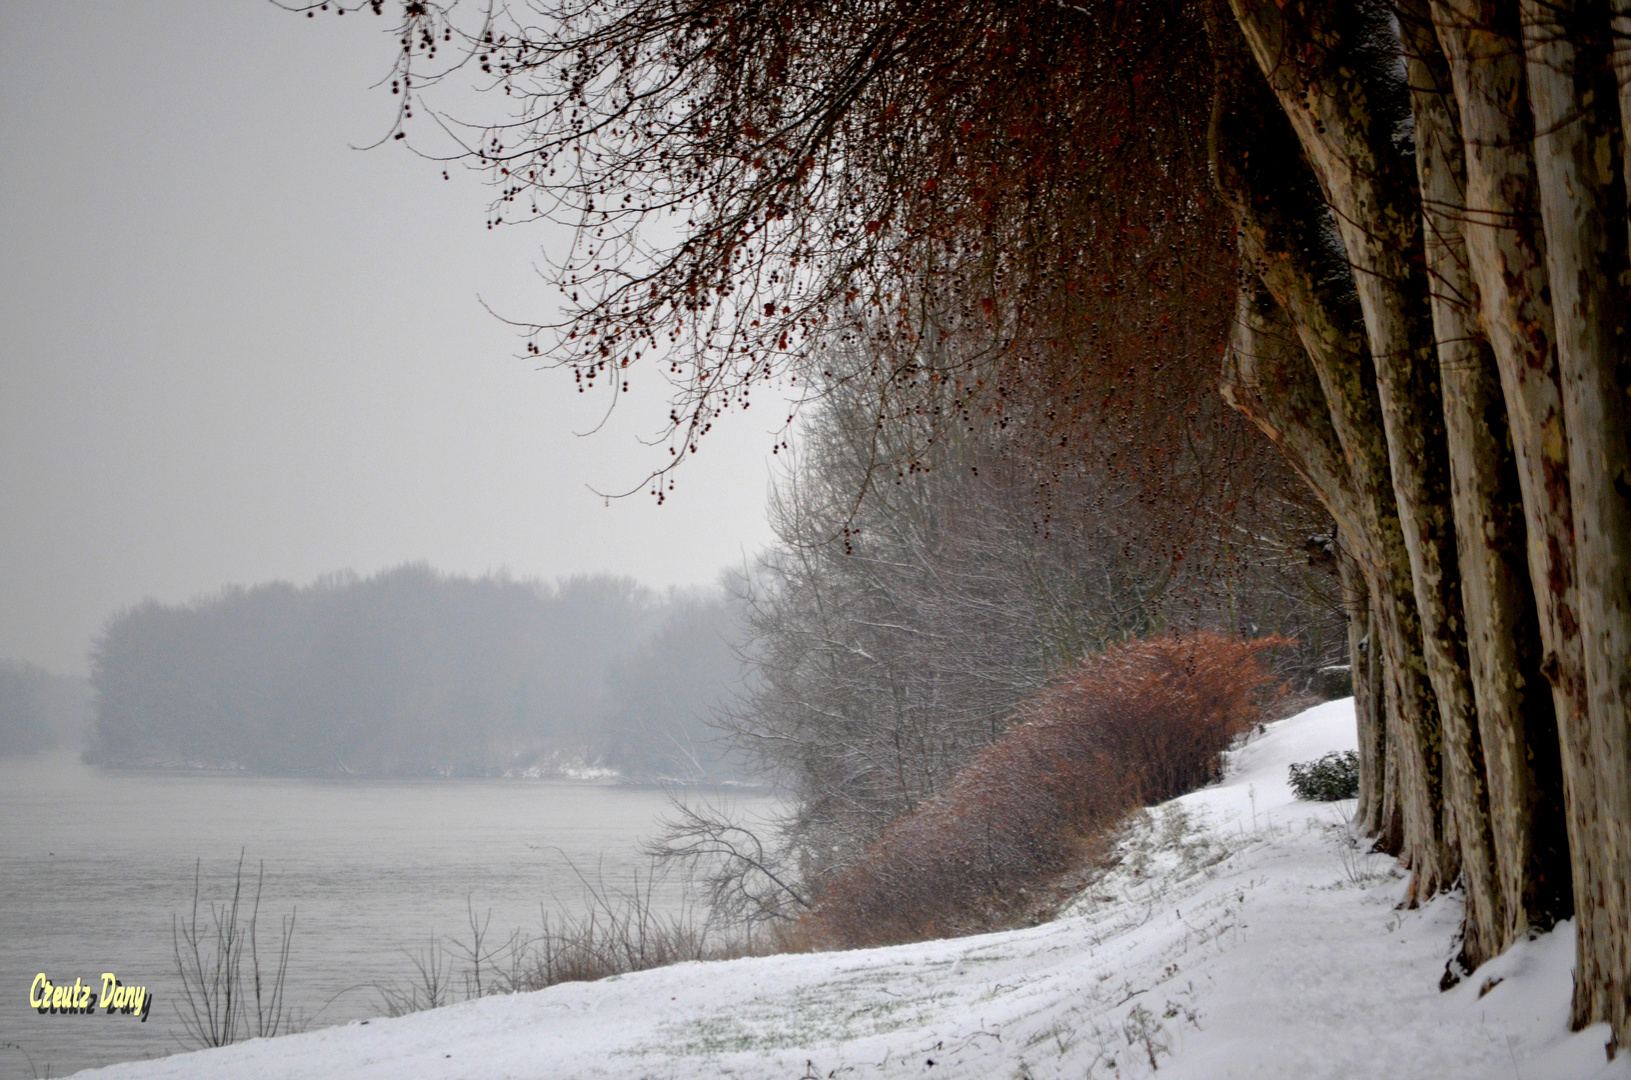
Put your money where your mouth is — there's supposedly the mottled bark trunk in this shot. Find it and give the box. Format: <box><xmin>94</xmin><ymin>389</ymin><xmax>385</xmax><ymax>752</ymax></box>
<box><xmin>1373</xmin><ymin>600</ymin><xmax>1413</xmax><ymax>855</ymax></box>
<box><xmin>1206</xmin><ymin>3</ymin><xmax>1444</xmax><ymax>866</ymax></box>
<box><xmin>1398</xmin><ymin>1</ymin><xmax>1508</xmax><ymax>964</ymax></box>
<box><xmin>1222</xmin><ymin>275</ymin><xmax>1367</xmax><ymax>541</ymax></box>
<box><xmin>1227</xmin><ymin>0</ymin><xmax>1470</xmax><ymax>899</ymax></box>
<box><xmin>1432</xmin><ymin>0</ymin><xmax>1577</xmax><ymax>950</ymax></box>
<box><xmin>1522</xmin><ymin>0</ymin><xmax>1631</xmax><ymax>1040</ymax></box>
<box><xmin>1400</xmin><ymin>0</ymin><xmax>1575</xmax><ymax>968</ymax></box>
<box><xmin>1339</xmin><ymin>538</ymin><xmax>1387</xmax><ymax>828</ymax></box>
<box><xmin>1213</xmin><ymin>0</ymin><xmax>1624</xmax><ymax>1031</ymax></box>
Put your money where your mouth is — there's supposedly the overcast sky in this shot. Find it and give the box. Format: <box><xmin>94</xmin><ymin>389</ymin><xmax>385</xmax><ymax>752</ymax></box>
<box><xmin>0</xmin><ymin>1</ymin><xmax>786</xmax><ymax>675</ymax></box>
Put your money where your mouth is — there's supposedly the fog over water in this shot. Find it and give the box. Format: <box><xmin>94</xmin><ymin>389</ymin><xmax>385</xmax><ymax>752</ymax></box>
<box><xmin>0</xmin><ymin>4</ymin><xmax>792</xmax><ymax>1077</ymax></box>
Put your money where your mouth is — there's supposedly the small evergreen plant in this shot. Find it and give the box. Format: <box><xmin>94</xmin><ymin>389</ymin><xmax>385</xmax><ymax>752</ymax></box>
<box><xmin>1288</xmin><ymin>750</ymin><xmax>1359</xmax><ymax>801</ymax></box>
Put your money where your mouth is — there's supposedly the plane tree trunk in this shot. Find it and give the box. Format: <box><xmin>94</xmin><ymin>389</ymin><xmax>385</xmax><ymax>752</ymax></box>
<box><xmin>1207</xmin><ymin>3</ymin><xmax>1431</xmax><ymax>857</ymax></box>
<box><xmin>1520</xmin><ymin>0</ymin><xmax>1631</xmax><ymax>1037</ymax></box>
<box><xmin>1399</xmin><ymin>0</ymin><xmax>1573</xmax><ymax>966</ymax></box>
<box><xmin>1212</xmin><ymin>0</ymin><xmax>1468</xmax><ymax>897</ymax></box>
<box><xmin>1209</xmin><ymin>0</ymin><xmax>1628</xmax><ymax>1041</ymax></box>
<box><xmin>1226</xmin><ymin>0</ymin><xmax>1483</xmax><ymax>904</ymax></box>
<box><xmin>1431</xmin><ymin>0</ymin><xmax>1580</xmax><ymax>957</ymax></box>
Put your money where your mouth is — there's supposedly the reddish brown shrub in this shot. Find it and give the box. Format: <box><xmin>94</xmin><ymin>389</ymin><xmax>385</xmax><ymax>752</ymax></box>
<box><xmin>808</xmin><ymin>633</ymin><xmax>1286</xmax><ymax>947</ymax></box>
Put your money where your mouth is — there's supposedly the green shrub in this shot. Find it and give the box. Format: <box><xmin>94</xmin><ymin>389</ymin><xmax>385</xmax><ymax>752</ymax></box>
<box><xmin>1288</xmin><ymin>750</ymin><xmax>1359</xmax><ymax>801</ymax></box>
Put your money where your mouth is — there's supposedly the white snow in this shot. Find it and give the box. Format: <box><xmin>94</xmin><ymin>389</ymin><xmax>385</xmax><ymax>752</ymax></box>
<box><xmin>77</xmin><ymin>699</ymin><xmax>1631</xmax><ymax>1079</ymax></box>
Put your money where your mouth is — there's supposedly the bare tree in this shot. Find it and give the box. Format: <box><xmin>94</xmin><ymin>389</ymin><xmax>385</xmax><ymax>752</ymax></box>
<box><xmin>717</xmin><ymin>338</ymin><xmax>1340</xmax><ymax>895</ymax></box>
<box><xmin>171</xmin><ymin>853</ymin><xmax>296</xmax><ymax>1049</ymax></box>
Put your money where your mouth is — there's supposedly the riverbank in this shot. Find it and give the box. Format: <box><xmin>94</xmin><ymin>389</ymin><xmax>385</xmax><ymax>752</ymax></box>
<box><xmin>72</xmin><ymin>700</ymin><xmax>1629</xmax><ymax>1079</ymax></box>
<box><xmin>2</xmin><ymin>751</ymin><xmax>778</xmax><ymax>1078</ymax></box>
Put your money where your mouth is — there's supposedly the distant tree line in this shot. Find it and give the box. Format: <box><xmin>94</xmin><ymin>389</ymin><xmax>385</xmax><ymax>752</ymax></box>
<box><xmin>0</xmin><ymin>660</ymin><xmax>91</xmax><ymax>756</ymax></box>
<box><xmin>87</xmin><ymin>565</ymin><xmax>749</xmax><ymax>780</ymax></box>
<box><xmin>601</xmin><ymin>592</ymin><xmax>749</xmax><ymax>781</ymax></box>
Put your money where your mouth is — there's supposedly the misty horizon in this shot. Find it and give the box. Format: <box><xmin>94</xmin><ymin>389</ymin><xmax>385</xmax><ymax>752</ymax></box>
<box><xmin>0</xmin><ymin>1</ymin><xmax>791</xmax><ymax>677</ymax></box>
<box><xmin>2</xmin><ymin>561</ymin><xmax>759</xmax><ymax>784</ymax></box>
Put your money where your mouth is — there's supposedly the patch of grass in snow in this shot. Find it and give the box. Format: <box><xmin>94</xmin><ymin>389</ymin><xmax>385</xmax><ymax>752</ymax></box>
<box><xmin>629</xmin><ymin>967</ymin><xmax>952</xmax><ymax>1058</ymax></box>
<box><xmin>1298</xmin><ymin>801</ymin><xmax>1395</xmax><ymax>890</ymax></box>
<box><xmin>1062</xmin><ymin>803</ymin><xmax>1241</xmax><ymax>925</ymax></box>
<box><xmin>375</xmin><ymin>861</ymin><xmax>801</xmax><ymax>1019</ymax></box>
<box><xmin>1122</xmin><ymin>1003</ymin><xmax>1172</xmax><ymax>1071</ymax></box>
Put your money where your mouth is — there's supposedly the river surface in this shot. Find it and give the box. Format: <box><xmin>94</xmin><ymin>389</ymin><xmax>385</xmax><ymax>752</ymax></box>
<box><xmin>0</xmin><ymin>751</ymin><xmax>777</xmax><ymax>1078</ymax></box>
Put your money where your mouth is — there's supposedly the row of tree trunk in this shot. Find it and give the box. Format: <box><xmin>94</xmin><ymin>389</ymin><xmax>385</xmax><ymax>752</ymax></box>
<box><xmin>1207</xmin><ymin>0</ymin><xmax>1631</xmax><ymax>1044</ymax></box>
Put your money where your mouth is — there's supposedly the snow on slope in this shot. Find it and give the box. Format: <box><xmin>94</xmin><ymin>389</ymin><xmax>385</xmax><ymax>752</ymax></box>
<box><xmin>78</xmin><ymin>700</ymin><xmax>1631</xmax><ymax>1079</ymax></box>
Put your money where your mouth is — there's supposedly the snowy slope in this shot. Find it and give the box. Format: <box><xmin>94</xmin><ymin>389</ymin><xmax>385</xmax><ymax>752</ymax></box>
<box><xmin>78</xmin><ymin>699</ymin><xmax>1631</xmax><ymax>1079</ymax></box>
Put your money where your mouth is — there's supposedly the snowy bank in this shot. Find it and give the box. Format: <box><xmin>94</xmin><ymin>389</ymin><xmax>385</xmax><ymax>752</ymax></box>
<box><xmin>78</xmin><ymin>699</ymin><xmax>1630</xmax><ymax>1079</ymax></box>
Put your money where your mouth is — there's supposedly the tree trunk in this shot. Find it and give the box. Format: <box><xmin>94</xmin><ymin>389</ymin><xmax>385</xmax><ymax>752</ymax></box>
<box><xmin>1343</xmin><ymin>557</ymin><xmax>1383</xmax><ymax>828</ymax></box>
<box><xmin>1221</xmin><ymin>275</ymin><xmax>1366</xmax><ymax>542</ymax></box>
<box><xmin>1222</xmin><ymin>0</ymin><xmax>1466</xmax><ymax>896</ymax></box>
<box><xmin>1399</xmin><ymin>0</ymin><xmax>1576</xmax><ymax>967</ymax></box>
<box><xmin>1213</xmin><ymin>0</ymin><xmax>1624</xmax><ymax>1034</ymax></box>
<box><xmin>1219</xmin><ymin>263</ymin><xmax>1419</xmax><ymax>859</ymax></box>
<box><xmin>1397</xmin><ymin>1</ymin><xmax>1511</xmax><ymax>963</ymax></box>
<box><xmin>1430</xmin><ymin>0</ymin><xmax>1577</xmax><ymax>952</ymax></box>
<box><xmin>1338</xmin><ymin>535</ymin><xmax>1387</xmax><ymax>828</ymax></box>
<box><xmin>1522</xmin><ymin>0</ymin><xmax>1631</xmax><ymax>1040</ymax></box>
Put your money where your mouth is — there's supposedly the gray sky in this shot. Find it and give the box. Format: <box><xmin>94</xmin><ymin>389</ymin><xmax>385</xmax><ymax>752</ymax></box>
<box><xmin>0</xmin><ymin>1</ymin><xmax>785</xmax><ymax>675</ymax></box>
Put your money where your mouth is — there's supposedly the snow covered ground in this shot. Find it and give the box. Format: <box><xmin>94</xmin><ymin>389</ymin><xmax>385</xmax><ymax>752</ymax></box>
<box><xmin>79</xmin><ymin>699</ymin><xmax>1631</xmax><ymax>1079</ymax></box>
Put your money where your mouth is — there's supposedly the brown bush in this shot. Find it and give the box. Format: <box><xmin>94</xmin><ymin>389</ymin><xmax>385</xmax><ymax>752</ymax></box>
<box><xmin>808</xmin><ymin>633</ymin><xmax>1286</xmax><ymax>947</ymax></box>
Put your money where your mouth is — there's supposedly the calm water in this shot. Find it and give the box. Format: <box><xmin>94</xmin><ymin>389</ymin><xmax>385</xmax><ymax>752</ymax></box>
<box><xmin>0</xmin><ymin>751</ymin><xmax>775</xmax><ymax>1078</ymax></box>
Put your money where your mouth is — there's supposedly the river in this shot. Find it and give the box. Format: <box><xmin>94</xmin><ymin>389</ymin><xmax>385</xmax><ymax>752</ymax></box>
<box><xmin>0</xmin><ymin>750</ymin><xmax>777</xmax><ymax>1078</ymax></box>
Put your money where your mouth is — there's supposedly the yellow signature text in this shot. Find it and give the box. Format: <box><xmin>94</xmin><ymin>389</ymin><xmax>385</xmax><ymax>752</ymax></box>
<box><xmin>30</xmin><ymin>972</ymin><xmax>151</xmax><ymax>1020</ymax></box>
